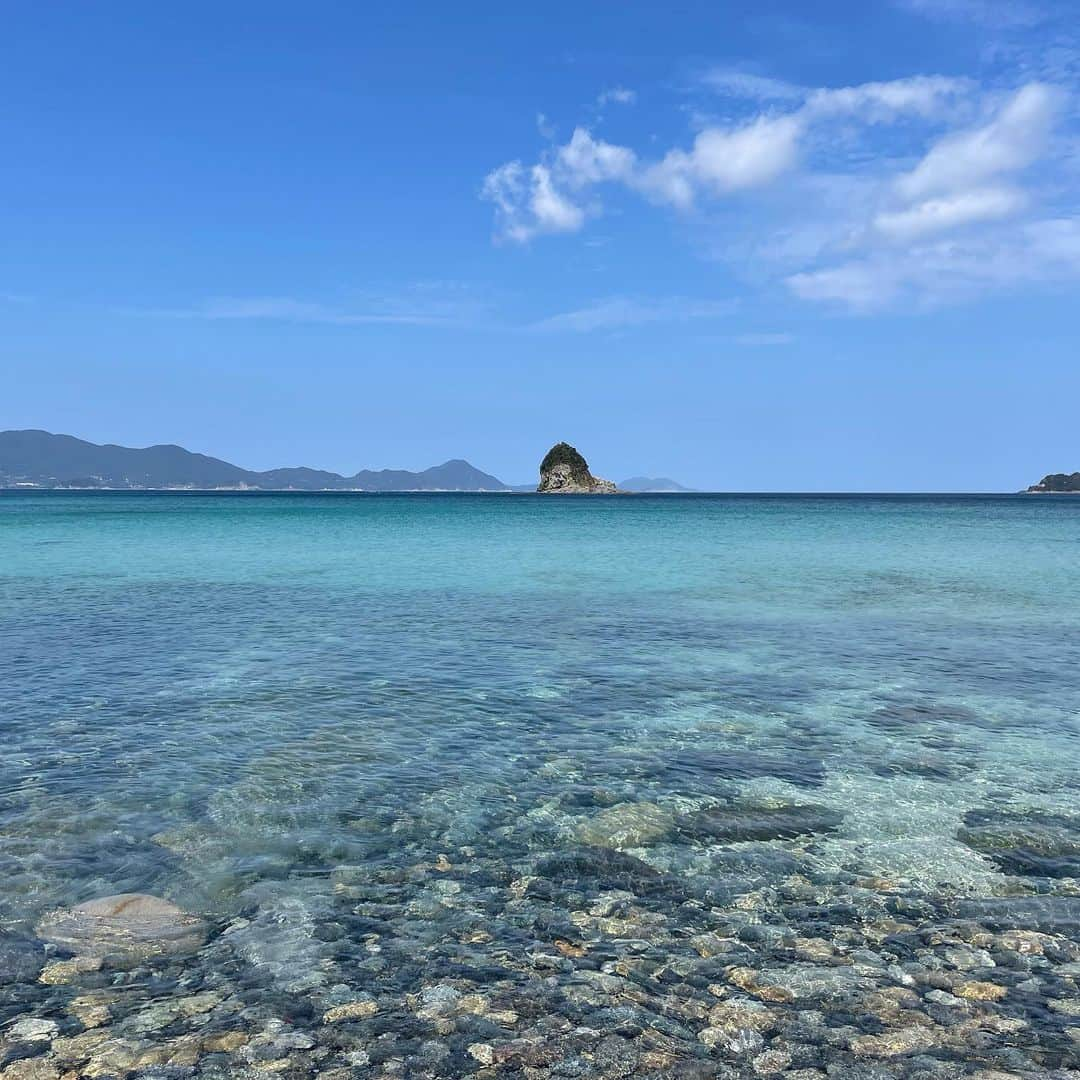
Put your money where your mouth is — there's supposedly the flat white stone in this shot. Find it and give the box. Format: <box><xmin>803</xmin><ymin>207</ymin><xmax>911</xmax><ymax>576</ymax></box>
<box><xmin>35</xmin><ymin>893</ymin><xmax>207</xmax><ymax>960</ymax></box>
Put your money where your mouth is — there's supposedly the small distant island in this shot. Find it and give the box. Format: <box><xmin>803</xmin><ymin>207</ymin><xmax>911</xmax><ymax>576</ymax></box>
<box><xmin>1026</xmin><ymin>472</ymin><xmax>1080</xmax><ymax>493</ymax></box>
<box><xmin>537</xmin><ymin>442</ymin><xmax>617</xmax><ymax>494</ymax></box>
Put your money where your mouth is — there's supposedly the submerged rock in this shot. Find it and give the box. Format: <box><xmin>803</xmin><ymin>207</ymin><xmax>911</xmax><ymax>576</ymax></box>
<box><xmin>8</xmin><ymin>1017</ymin><xmax>59</xmax><ymax>1042</ymax></box>
<box><xmin>950</xmin><ymin>896</ymin><xmax>1080</xmax><ymax>934</ymax></box>
<box><xmin>0</xmin><ymin>1060</ymin><xmax>64</xmax><ymax>1080</ymax></box>
<box><xmin>661</xmin><ymin>749</ymin><xmax>826</xmax><ymax>789</ymax></box>
<box><xmin>535</xmin><ymin>847</ymin><xmax>662</xmax><ymax>890</ymax></box>
<box><xmin>35</xmin><ymin>893</ymin><xmax>207</xmax><ymax>961</ymax></box>
<box><xmin>869</xmin><ymin>752</ymin><xmax>973</xmax><ymax>780</ymax></box>
<box><xmin>323</xmin><ymin>998</ymin><xmax>378</xmax><ymax>1023</ymax></box>
<box><xmin>867</xmin><ymin>701</ymin><xmax>983</xmax><ymax>732</ymax></box>
<box><xmin>0</xmin><ymin>934</ymin><xmax>45</xmax><ymax>985</ymax></box>
<box><xmin>537</xmin><ymin>442</ymin><xmax>617</xmax><ymax>494</ymax></box>
<box><xmin>957</xmin><ymin>808</ymin><xmax>1080</xmax><ymax>878</ymax></box>
<box><xmin>575</xmin><ymin>802</ymin><xmax>675</xmax><ymax>849</ymax></box>
<box><xmin>681</xmin><ymin>801</ymin><xmax>843</xmax><ymax>843</ymax></box>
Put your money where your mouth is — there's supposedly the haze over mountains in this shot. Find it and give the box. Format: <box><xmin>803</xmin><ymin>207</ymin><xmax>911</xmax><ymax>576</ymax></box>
<box><xmin>618</xmin><ymin>477</ymin><xmax>695</xmax><ymax>493</ymax></box>
<box><xmin>0</xmin><ymin>430</ymin><xmax>694</xmax><ymax>493</ymax></box>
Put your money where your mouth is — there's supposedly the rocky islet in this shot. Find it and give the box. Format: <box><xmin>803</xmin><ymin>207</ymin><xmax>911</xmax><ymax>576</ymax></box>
<box><xmin>537</xmin><ymin>443</ymin><xmax>618</xmax><ymax>494</ymax></box>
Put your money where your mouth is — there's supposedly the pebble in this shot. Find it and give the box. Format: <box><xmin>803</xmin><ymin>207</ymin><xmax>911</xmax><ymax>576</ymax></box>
<box><xmin>67</xmin><ymin>994</ymin><xmax>112</xmax><ymax>1029</ymax></box>
<box><xmin>955</xmin><ymin>979</ymin><xmax>1007</xmax><ymax>1001</ymax></box>
<box><xmin>700</xmin><ymin>1024</ymin><xmax>764</xmax><ymax>1053</ymax></box>
<box><xmin>201</xmin><ymin>1031</ymin><xmax>249</xmax><ymax>1052</ymax></box>
<box><xmin>38</xmin><ymin>957</ymin><xmax>102</xmax><ymax>985</ymax></box>
<box><xmin>1048</xmin><ymin>997</ymin><xmax>1080</xmax><ymax>1015</ymax></box>
<box><xmin>0</xmin><ymin>1060</ymin><xmax>62</xmax><ymax>1080</ymax></box>
<box><xmin>752</xmin><ymin>1049</ymin><xmax>792</xmax><ymax>1074</ymax></box>
<box><xmin>6</xmin><ymin>1019</ymin><xmax>57</xmax><ymax>1042</ymax></box>
<box><xmin>467</xmin><ymin>1042</ymin><xmax>496</xmax><ymax>1065</ymax></box>
<box><xmin>323</xmin><ymin>1000</ymin><xmax>378</xmax><ymax>1023</ymax></box>
<box><xmin>707</xmin><ymin>999</ymin><xmax>776</xmax><ymax>1034</ymax></box>
<box><xmin>850</xmin><ymin>1025</ymin><xmax>940</xmax><ymax>1057</ymax></box>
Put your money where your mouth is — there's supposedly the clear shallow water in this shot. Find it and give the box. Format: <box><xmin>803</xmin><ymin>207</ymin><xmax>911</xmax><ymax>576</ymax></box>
<box><xmin>2</xmin><ymin>491</ymin><xmax>1080</xmax><ymax>1077</ymax></box>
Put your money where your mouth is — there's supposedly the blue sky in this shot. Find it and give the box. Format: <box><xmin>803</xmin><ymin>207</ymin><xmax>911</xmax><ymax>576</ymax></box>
<box><xmin>2</xmin><ymin>0</ymin><xmax>1078</xmax><ymax>489</ymax></box>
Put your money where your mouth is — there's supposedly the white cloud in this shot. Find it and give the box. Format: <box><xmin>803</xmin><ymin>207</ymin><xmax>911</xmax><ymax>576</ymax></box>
<box><xmin>784</xmin><ymin>81</ymin><xmax>1064</xmax><ymax>291</ymax></box>
<box><xmin>481</xmin><ymin>160</ymin><xmax>585</xmax><ymax>242</ymax></box>
<box><xmin>484</xmin><ymin>72</ymin><xmax>1077</xmax><ymax>309</ymax></box>
<box><xmin>640</xmin><ymin>115</ymin><xmax>804</xmax><ymax>208</ymax></box>
<box><xmin>483</xmin><ymin>74</ymin><xmax>985</xmax><ymax>241</ymax></box>
<box><xmin>557</xmin><ymin>128</ymin><xmax>637</xmax><ymax>187</ymax></box>
<box><xmin>531</xmin><ymin>296</ymin><xmax>734</xmax><ymax>332</ymax></box>
<box><xmin>896</xmin><ymin>82</ymin><xmax>1058</xmax><ymax>200</ymax></box>
<box><xmin>481</xmin><ymin>161</ymin><xmax>530</xmax><ymax>241</ymax></box>
<box><xmin>874</xmin><ymin>186</ymin><xmax>1027</xmax><ymax>239</ymax></box>
<box><xmin>480</xmin><ymin>130</ymin><xmax>636</xmax><ymax>241</ymax></box>
<box><xmin>805</xmin><ymin>75</ymin><xmax>970</xmax><ymax>121</ymax></box>
<box><xmin>529</xmin><ymin>165</ymin><xmax>586</xmax><ymax>233</ymax></box>
<box><xmin>597</xmin><ymin>86</ymin><xmax>637</xmax><ymax>107</ymax></box>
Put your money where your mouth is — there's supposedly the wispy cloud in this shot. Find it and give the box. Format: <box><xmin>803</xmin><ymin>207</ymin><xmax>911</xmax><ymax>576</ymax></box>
<box><xmin>788</xmin><ymin>217</ymin><xmax>1080</xmax><ymax>311</ymax></box>
<box><xmin>130</xmin><ymin>286</ymin><xmax>490</xmax><ymax>327</ymax></box>
<box><xmin>701</xmin><ymin>69</ymin><xmax>807</xmax><ymax>102</ymax></box>
<box><xmin>804</xmin><ymin>75</ymin><xmax>972</xmax><ymax>121</ymax></box>
<box><xmin>781</xmin><ymin>82</ymin><xmax>1075</xmax><ymax>308</ymax></box>
<box><xmin>735</xmin><ymin>332</ymin><xmax>795</xmax><ymax>346</ymax></box>
<box><xmin>893</xmin><ymin>0</ymin><xmax>1047</xmax><ymax>29</ymax></box>
<box><xmin>874</xmin><ymin>187</ymin><xmax>1027</xmax><ymax>240</ymax></box>
<box><xmin>896</xmin><ymin>82</ymin><xmax>1058</xmax><ymax>200</ymax></box>
<box><xmin>701</xmin><ymin>71</ymin><xmax>972</xmax><ymax>119</ymax></box>
<box><xmin>531</xmin><ymin>296</ymin><xmax>735</xmax><ymax>333</ymax></box>
<box><xmin>199</xmin><ymin>298</ymin><xmax>452</xmax><ymax>325</ymax></box>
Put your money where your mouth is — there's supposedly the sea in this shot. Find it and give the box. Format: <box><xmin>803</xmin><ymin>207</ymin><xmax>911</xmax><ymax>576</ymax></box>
<box><xmin>1</xmin><ymin>490</ymin><xmax>1079</xmax><ymax>1076</ymax></box>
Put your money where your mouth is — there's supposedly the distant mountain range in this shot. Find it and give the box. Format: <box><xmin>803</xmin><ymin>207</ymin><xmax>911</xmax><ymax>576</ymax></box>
<box><xmin>0</xmin><ymin>430</ymin><xmax>509</xmax><ymax>491</ymax></box>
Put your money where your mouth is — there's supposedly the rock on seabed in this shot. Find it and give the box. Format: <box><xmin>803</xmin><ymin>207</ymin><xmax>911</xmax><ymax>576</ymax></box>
<box><xmin>575</xmin><ymin>801</ymin><xmax>675</xmax><ymax>849</ymax></box>
<box><xmin>35</xmin><ymin>893</ymin><xmax>208</xmax><ymax>960</ymax></box>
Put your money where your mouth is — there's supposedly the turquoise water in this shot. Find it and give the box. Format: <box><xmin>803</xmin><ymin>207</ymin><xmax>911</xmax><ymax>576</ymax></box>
<box><xmin>2</xmin><ymin>491</ymin><xmax>1080</xmax><ymax>1076</ymax></box>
